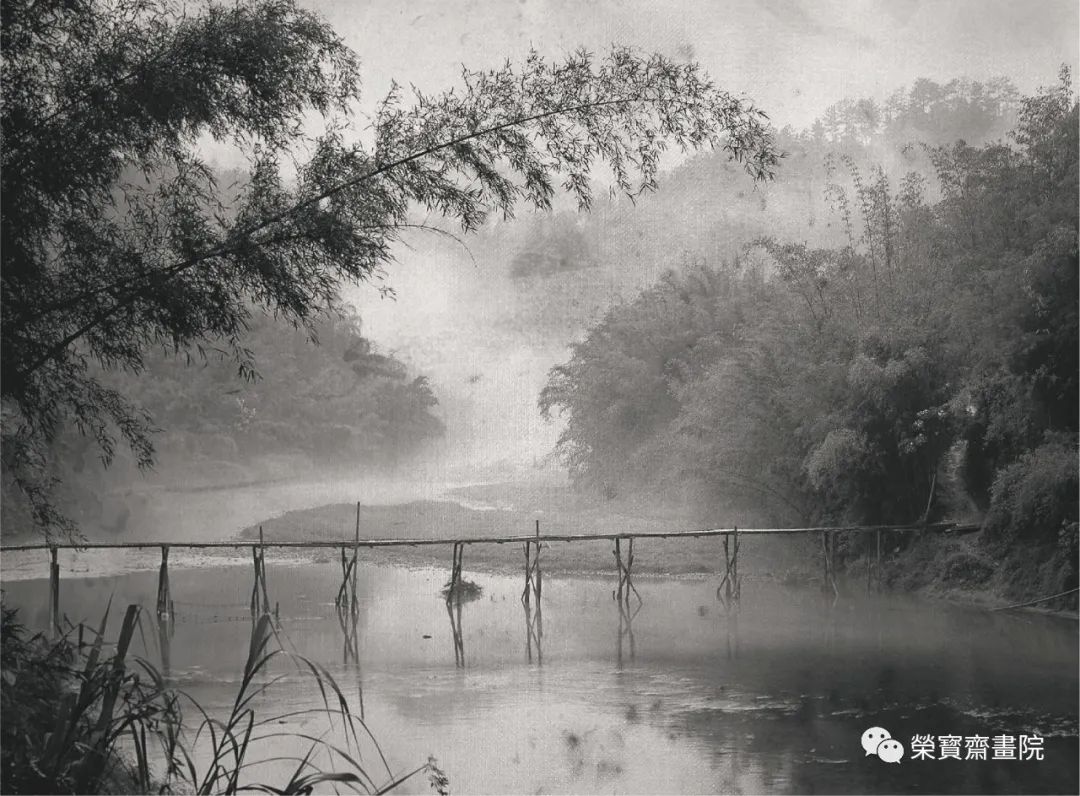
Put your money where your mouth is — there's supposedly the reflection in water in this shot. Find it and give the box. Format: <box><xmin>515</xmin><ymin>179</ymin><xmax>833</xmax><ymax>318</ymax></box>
<box><xmin>446</xmin><ymin>596</ymin><xmax>465</xmax><ymax>667</ymax></box>
<box><xmin>333</xmin><ymin>546</ymin><xmax>367</xmax><ymax>716</ymax></box>
<box><xmin>443</xmin><ymin>542</ymin><xmax>472</xmax><ymax>667</ymax></box>
<box><xmin>616</xmin><ymin>594</ymin><xmax>640</xmax><ymax>665</ymax></box>
<box><xmin>3</xmin><ymin>561</ymin><xmax>1076</xmax><ymax>795</ymax></box>
<box><xmin>329</xmin><ymin>548</ymin><xmax>368</xmax><ymax>719</ymax></box>
<box><xmin>334</xmin><ymin>546</ymin><xmax>362</xmax><ymax>665</ymax></box>
<box><xmin>823</xmin><ymin>598</ymin><xmax>839</xmax><ymax>652</ymax></box>
<box><xmin>156</xmin><ymin>614</ymin><xmax>175</xmax><ymax>679</ymax></box>
<box><xmin>820</xmin><ymin>530</ymin><xmax>839</xmax><ymax>606</ymax></box>
<box><xmin>613</xmin><ymin>538</ymin><xmax>643</xmax><ymax>665</ymax></box>
<box><xmin>335</xmin><ymin>600</ymin><xmax>366</xmax><ymax>720</ymax></box>
<box><xmin>716</xmin><ymin>531</ymin><xmax>742</xmax><ymax>610</ymax></box>
<box><xmin>523</xmin><ymin>597</ymin><xmax>543</xmax><ymax>664</ymax></box>
<box><xmin>337</xmin><ymin>601</ymin><xmax>360</xmax><ymax>665</ymax></box>
<box><xmin>725</xmin><ymin>610</ymin><xmax>739</xmax><ymax>660</ymax></box>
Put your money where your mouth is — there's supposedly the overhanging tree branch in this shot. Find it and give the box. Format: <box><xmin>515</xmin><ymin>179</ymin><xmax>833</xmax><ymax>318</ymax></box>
<box><xmin>16</xmin><ymin>97</ymin><xmax>645</xmax><ymax>324</ymax></box>
<box><xmin>15</xmin><ymin>92</ymin><xmax>770</xmax><ymax>378</ymax></box>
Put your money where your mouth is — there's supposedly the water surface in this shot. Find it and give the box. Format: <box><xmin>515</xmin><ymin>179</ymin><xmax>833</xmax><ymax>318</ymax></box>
<box><xmin>2</xmin><ymin>560</ymin><xmax>1076</xmax><ymax>794</ymax></box>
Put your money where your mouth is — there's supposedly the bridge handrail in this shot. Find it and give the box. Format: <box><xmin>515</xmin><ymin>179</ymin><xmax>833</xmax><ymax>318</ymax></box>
<box><xmin>0</xmin><ymin>521</ymin><xmax>978</xmax><ymax>552</ymax></box>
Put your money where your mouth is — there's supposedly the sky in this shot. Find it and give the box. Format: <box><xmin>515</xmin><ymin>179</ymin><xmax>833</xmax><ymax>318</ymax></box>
<box><xmin>306</xmin><ymin>0</ymin><xmax>1078</xmax><ymax>130</ymax></box>
<box><xmin>300</xmin><ymin>0</ymin><xmax>1080</xmax><ymax>477</ymax></box>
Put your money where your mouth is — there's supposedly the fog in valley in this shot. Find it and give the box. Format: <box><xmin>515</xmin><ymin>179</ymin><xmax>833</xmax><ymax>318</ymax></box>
<box><xmin>22</xmin><ymin>65</ymin><xmax>1077</xmax><ymax>541</ymax></box>
<box><xmin>2</xmin><ymin>2</ymin><xmax>1078</xmax><ymax>794</ymax></box>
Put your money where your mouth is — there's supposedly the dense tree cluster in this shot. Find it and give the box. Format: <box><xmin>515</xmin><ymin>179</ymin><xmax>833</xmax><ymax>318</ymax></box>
<box><xmin>113</xmin><ymin>309</ymin><xmax>444</xmax><ymax>464</ymax></box>
<box><xmin>542</xmin><ymin>73</ymin><xmax>1078</xmax><ymax>576</ymax></box>
<box><xmin>806</xmin><ymin>76</ymin><xmax>1020</xmax><ymax>148</ymax></box>
<box><xmin>495</xmin><ymin>77</ymin><xmax>1029</xmax><ymax>351</ymax></box>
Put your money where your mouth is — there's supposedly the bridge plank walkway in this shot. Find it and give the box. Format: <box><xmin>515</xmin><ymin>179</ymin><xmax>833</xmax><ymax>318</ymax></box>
<box><xmin>2</xmin><ymin>520</ymin><xmax>980</xmax><ymax>636</ymax></box>
<box><xmin>0</xmin><ymin>521</ymin><xmax>977</xmax><ymax>552</ymax></box>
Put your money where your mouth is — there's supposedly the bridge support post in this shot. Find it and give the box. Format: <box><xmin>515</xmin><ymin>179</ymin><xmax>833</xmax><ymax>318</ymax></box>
<box><xmin>534</xmin><ymin>520</ymin><xmax>542</xmax><ymax>605</ymax></box>
<box><xmin>522</xmin><ymin>525</ymin><xmax>543</xmax><ymax>664</ymax></box>
<box><xmin>612</xmin><ymin>537</ymin><xmax>640</xmax><ymax>605</ymax></box>
<box><xmin>250</xmin><ymin>545</ymin><xmax>260</xmax><ymax>615</ymax></box>
<box><xmin>522</xmin><ymin>540</ymin><xmax>532</xmax><ymax>604</ymax></box>
<box><xmin>351</xmin><ymin>502</ymin><xmax>360</xmax><ymax>607</ymax></box>
<box><xmin>250</xmin><ymin>527</ymin><xmax>271</xmax><ymax>617</ymax></box>
<box><xmin>336</xmin><ymin>548</ymin><xmax>348</xmax><ymax>606</ymax></box>
<box><xmin>260</xmin><ymin>528</ymin><xmax>271</xmax><ymax>614</ymax></box>
<box><xmin>444</xmin><ymin>541</ymin><xmax>466</xmax><ymax>666</ymax></box>
<box><xmin>865</xmin><ymin>544</ymin><xmax>872</xmax><ymax>592</ymax></box>
<box><xmin>612</xmin><ymin>537</ymin><xmax>640</xmax><ymax>665</ymax></box>
<box><xmin>875</xmin><ymin>529</ymin><xmax>882</xmax><ymax>592</ymax></box>
<box><xmin>336</xmin><ymin>545</ymin><xmax>359</xmax><ymax>609</ymax></box>
<box><xmin>617</xmin><ymin>537</ymin><xmax>626</xmax><ymax>600</ymax></box>
<box><xmin>865</xmin><ymin>529</ymin><xmax>885</xmax><ymax>593</ymax></box>
<box><xmin>522</xmin><ymin>531</ymin><xmax>541</xmax><ymax>606</ymax></box>
<box><xmin>48</xmin><ymin>547</ymin><xmax>60</xmax><ymax>638</ymax></box>
<box><xmin>821</xmin><ymin>531</ymin><xmax>839</xmax><ymax>601</ymax></box>
<box><xmin>733</xmin><ymin>528</ymin><xmax>740</xmax><ymax>603</ymax></box>
<box><xmin>820</xmin><ymin>531</ymin><xmax>826</xmax><ymax>596</ymax></box>
<box><xmin>716</xmin><ymin>529</ymin><xmax>741</xmax><ymax>610</ymax></box>
<box><xmin>447</xmin><ymin>541</ymin><xmax>464</xmax><ymax>601</ymax></box>
<box><xmin>156</xmin><ymin>545</ymin><xmax>172</xmax><ymax>619</ymax></box>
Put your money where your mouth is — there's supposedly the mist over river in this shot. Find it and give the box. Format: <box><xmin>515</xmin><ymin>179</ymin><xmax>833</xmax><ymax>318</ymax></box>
<box><xmin>2</xmin><ymin>484</ymin><xmax>1077</xmax><ymax>794</ymax></box>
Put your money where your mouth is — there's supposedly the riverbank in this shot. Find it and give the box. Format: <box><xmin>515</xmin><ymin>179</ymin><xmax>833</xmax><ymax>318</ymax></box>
<box><xmin>235</xmin><ymin>482</ymin><xmax>1078</xmax><ymax>618</ymax></box>
<box><xmin>4</xmin><ymin>480</ymin><xmax>1072</xmax><ymax>618</ymax></box>
<box><xmin>882</xmin><ymin>530</ymin><xmax>1079</xmax><ymax>616</ymax></box>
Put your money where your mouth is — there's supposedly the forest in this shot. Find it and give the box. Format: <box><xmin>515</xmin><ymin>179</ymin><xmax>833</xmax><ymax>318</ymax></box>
<box><xmin>0</xmin><ymin>309</ymin><xmax>445</xmax><ymax>538</ymax></box>
<box><xmin>539</xmin><ymin>73</ymin><xmax>1078</xmax><ymax>602</ymax></box>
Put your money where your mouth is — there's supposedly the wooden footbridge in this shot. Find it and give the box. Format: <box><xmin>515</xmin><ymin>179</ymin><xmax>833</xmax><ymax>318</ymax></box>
<box><xmin>0</xmin><ymin>509</ymin><xmax>977</xmax><ymax>638</ymax></box>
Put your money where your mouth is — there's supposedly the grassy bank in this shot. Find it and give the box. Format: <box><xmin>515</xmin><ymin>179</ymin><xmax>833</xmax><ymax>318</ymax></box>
<box><xmin>882</xmin><ymin>530</ymin><xmax>1079</xmax><ymax>614</ymax></box>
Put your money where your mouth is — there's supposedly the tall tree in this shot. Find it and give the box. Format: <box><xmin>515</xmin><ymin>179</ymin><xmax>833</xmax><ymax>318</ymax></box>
<box><xmin>0</xmin><ymin>0</ymin><xmax>779</xmax><ymax>537</ymax></box>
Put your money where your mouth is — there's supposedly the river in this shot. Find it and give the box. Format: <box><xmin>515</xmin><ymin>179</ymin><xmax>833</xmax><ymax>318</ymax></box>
<box><xmin>2</xmin><ymin>547</ymin><xmax>1077</xmax><ymax>794</ymax></box>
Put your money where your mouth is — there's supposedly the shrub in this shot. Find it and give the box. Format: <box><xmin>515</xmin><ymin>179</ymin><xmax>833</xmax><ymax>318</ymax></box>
<box><xmin>984</xmin><ymin>435</ymin><xmax>1079</xmax><ymax>548</ymax></box>
<box><xmin>940</xmin><ymin>550</ymin><xmax>995</xmax><ymax>586</ymax></box>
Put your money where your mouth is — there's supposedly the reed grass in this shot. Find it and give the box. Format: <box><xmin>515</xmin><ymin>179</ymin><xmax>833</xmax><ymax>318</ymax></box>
<box><xmin>0</xmin><ymin>603</ymin><xmax>448</xmax><ymax>795</ymax></box>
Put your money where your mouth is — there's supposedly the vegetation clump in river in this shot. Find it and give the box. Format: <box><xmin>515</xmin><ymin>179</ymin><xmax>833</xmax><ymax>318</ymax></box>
<box><xmin>441</xmin><ymin>577</ymin><xmax>484</xmax><ymax>602</ymax></box>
